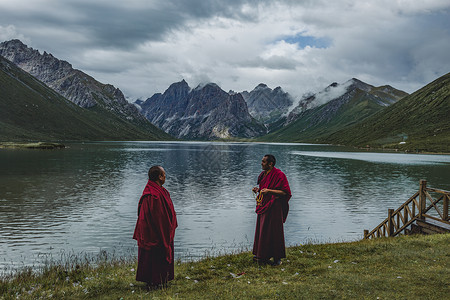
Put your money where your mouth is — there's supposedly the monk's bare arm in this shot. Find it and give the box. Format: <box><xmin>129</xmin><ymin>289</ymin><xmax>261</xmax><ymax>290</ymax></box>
<box><xmin>260</xmin><ymin>188</ymin><xmax>287</xmax><ymax>196</ymax></box>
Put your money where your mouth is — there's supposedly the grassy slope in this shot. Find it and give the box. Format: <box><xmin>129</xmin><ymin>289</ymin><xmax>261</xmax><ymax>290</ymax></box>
<box><xmin>1</xmin><ymin>233</ymin><xmax>449</xmax><ymax>299</ymax></box>
<box><xmin>261</xmin><ymin>89</ymin><xmax>388</xmax><ymax>143</ymax></box>
<box><xmin>325</xmin><ymin>73</ymin><xmax>450</xmax><ymax>152</ymax></box>
<box><xmin>0</xmin><ymin>57</ymin><xmax>172</xmax><ymax>141</ymax></box>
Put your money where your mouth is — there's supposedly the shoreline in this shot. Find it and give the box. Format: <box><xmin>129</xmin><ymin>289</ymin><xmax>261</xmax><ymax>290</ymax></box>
<box><xmin>3</xmin><ymin>139</ymin><xmax>448</xmax><ymax>155</ymax></box>
<box><xmin>1</xmin><ymin>233</ymin><xmax>449</xmax><ymax>299</ymax></box>
<box><xmin>0</xmin><ymin>142</ymin><xmax>65</xmax><ymax>149</ymax></box>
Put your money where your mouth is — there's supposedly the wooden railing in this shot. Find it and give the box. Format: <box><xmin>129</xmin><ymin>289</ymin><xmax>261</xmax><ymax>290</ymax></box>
<box><xmin>364</xmin><ymin>180</ymin><xmax>450</xmax><ymax>239</ymax></box>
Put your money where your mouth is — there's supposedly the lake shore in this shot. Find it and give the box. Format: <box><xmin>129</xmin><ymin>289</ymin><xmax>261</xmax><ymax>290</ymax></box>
<box><xmin>0</xmin><ymin>142</ymin><xmax>65</xmax><ymax>149</ymax></box>
<box><xmin>1</xmin><ymin>233</ymin><xmax>448</xmax><ymax>299</ymax></box>
<box><xmin>1</xmin><ymin>139</ymin><xmax>449</xmax><ymax>154</ymax></box>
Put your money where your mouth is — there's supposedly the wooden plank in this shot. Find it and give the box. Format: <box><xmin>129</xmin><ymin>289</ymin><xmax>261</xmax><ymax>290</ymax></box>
<box><xmin>393</xmin><ymin>217</ymin><xmax>418</xmax><ymax>237</ymax></box>
<box><xmin>422</xmin><ymin>214</ymin><xmax>450</xmax><ymax>227</ymax></box>
<box><xmin>424</xmin><ymin>193</ymin><xmax>444</xmax><ymax>219</ymax></box>
<box><xmin>405</xmin><ymin>204</ymin><xmax>413</xmax><ymax>220</ymax></box>
<box><xmin>426</xmin><ymin>187</ymin><xmax>450</xmax><ymax>195</ymax></box>
<box><xmin>365</xmin><ymin>184</ymin><xmax>450</xmax><ymax>239</ymax></box>
<box><xmin>416</xmin><ymin>220</ymin><xmax>450</xmax><ymax>234</ymax></box>
<box><xmin>368</xmin><ymin>217</ymin><xmax>389</xmax><ymax>237</ymax></box>
<box><xmin>404</xmin><ymin>206</ymin><xmax>409</xmax><ymax>224</ymax></box>
<box><xmin>392</xmin><ymin>192</ymin><xmax>419</xmax><ymax>215</ymax></box>
<box><xmin>395</xmin><ymin>217</ymin><xmax>400</xmax><ymax>231</ymax></box>
<box><xmin>367</xmin><ymin>192</ymin><xmax>420</xmax><ymax>238</ymax></box>
<box><xmin>388</xmin><ymin>209</ymin><xmax>394</xmax><ymax>237</ymax></box>
<box><xmin>419</xmin><ymin>180</ymin><xmax>427</xmax><ymax>219</ymax></box>
<box><xmin>444</xmin><ymin>195</ymin><xmax>449</xmax><ymax>221</ymax></box>
<box><xmin>412</xmin><ymin>198</ymin><xmax>418</xmax><ymax>216</ymax></box>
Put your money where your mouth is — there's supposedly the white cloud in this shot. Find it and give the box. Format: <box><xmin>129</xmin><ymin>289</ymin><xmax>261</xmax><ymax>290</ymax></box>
<box><xmin>0</xmin><ymin>25</ymin><xmax>27</xmax><ymax>43</ymax></box>
<box><xmin>313</xmin><ymin>80</ymin><xmax>353</xmax><ymax>107</ymax></box>
<box><xmin>0</xmin><ymin>0</ymin><xmax>449</xmax><ymax>100</ymax></box>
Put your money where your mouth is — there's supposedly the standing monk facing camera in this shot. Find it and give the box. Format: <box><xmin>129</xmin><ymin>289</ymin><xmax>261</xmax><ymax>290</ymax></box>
<box><xmin>133</xmin><ymin>166</ymin><xmax>177</xmax><ymax>290</ymax></box>
<box><xmin>252</xmin><ymin>154</ymin><xmax>291</xmax><ymax>266</ymax></box>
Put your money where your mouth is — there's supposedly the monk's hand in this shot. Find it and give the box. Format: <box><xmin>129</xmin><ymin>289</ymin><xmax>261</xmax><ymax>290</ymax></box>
<box><xmin>260</xmin><ymin>188</ymin><xmax>270</xmax><ymax>195</ymax></box>
<box><xmin>252</xmin><ymin>186</ymin><xmax>259</xmax><ymax>193</ymax></box>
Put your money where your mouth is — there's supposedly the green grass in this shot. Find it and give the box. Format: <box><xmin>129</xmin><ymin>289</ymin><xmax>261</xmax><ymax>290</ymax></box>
<box><xmin>0</xmin><ymin>56</ymin><xmax>172</xmax><ymax>142</ymax></box>
<box><xmin>2</xmin><ymin>233</ymin><xmax>449</xmax><ymax>299</ymax></box>
<box><xmin>262</xmin><ymin>90</ymin><xmax>385</xmax><ymax>143</ymax></box>
<box><xmin>257</xmin><ymin>73</ymin><xmax>450</xmax><ymax>153</ymax></box>
<box><xmin>324</xmin><ymin>73</ymin><xmax>450</xmax><ymax>153</ymax></box>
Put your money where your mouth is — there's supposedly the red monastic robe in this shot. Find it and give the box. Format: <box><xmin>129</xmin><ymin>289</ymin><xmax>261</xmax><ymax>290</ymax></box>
<box><xmin>253</xmin><ymin>167</ymin><xmax>291</xmax><ymax>260</ymax></box>
<box><xmin>133</xmin><ymin>180</ymin><xmax>177</xmax><ymax>285</ymax></box>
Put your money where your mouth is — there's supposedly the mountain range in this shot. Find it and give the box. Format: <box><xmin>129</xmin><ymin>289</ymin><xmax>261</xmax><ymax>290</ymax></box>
<box><xmin>240</xmin><ymin>83</ymin><xmax>293</xmax><ymax>125</ymax></box>
<box><xmin>1</xmin><ymin>39</ymin><xmax>448</xmax><ymax>152</ymax></box>
<box><xmin>324</xmin><ymin>72</ymin><xmax>450</xmax><ymax>152</ymax></box>
<box><xmin>0</xmin><ymin>40</ymin><xmax>170</xmax><ymax>141</ymax></box>
<box><xmin>262</xmin><ymin>78</ymin><xmax>408</xmax><ymax>141</ymax></box>
<box><xmin>135</xmin><ymin>80</ymin><xmax>266</xmax><ymax>139</ymax></box>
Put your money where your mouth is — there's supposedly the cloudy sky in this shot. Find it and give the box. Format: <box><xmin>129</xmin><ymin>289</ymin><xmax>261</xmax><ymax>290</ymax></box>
<box><xmin>1</xmin><ymin>0</ymin><xmax>449</xmax><ymax>101</ymax></box>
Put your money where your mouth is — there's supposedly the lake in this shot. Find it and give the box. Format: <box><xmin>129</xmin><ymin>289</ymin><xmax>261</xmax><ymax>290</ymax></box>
<box><xmin>1</xmin><ymin>141</ymin><xmax>450</xmax><ymax>274</ymax></box>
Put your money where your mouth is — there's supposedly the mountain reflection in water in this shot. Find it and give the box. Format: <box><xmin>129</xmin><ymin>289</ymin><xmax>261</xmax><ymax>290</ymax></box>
<box><xmin>1</xmin><ymin>141</ymin><xmax>449</xmax><ymax>272</ymax></box>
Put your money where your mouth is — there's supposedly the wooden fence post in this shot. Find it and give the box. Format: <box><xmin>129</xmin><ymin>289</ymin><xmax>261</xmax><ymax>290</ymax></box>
<box><xmin>388</xmin><ymin>209</ymin><xmax>394</xmax><ymax>237</ymax></box>
<box><xmin>444</xmin><ymin>194</ymin><xmax>449</xmax><ymax>221</ymax></box>
<box><xmin>419</xmin><ymin>180</ymin><xmax>427</xmax><ymax>220</ymax></box>
<box><xmin>364</xmin><ymin>230</ymin><xmax>369</xmax><ymax>239</ymax></box>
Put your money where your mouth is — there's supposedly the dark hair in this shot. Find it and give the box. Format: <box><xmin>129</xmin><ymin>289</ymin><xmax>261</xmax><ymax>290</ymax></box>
<box><xmin>148</xmin><ymin>165</ymin><xmax>163</xmax><ymax>181</ymax></box>
<box><xmin>264</xmin><ymin>154</ymin><xmax>276</xmax><ymax>166</ymax></box>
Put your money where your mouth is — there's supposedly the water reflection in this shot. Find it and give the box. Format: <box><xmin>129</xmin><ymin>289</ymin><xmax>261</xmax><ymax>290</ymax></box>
<box><xmin>1</xmin><ymin>142</ymin><xmax>449</xmax><ymax>272</ymax></box>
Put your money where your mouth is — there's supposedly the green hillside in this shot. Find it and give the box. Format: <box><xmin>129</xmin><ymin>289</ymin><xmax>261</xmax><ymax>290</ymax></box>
<box><xmin>260</xmin><ymin>82</ymin><xmax>407</xmax><ymax>143</ymax></box>
<box><xmin>0</xmin><ymin>56</ymin><xmax>172</xmax><ymax>141</ymax></box>
<box><xmin>325</xmin><ymin>73</ymin><xmax>450</xmax><ymax>152</ymax></box>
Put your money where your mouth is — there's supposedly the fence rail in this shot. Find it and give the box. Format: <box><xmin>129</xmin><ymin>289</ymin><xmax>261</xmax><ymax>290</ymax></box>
<box><xmin>364</xmin><ymin>180</ymin><xmax>450</xmax><ymax>239</ymax></box>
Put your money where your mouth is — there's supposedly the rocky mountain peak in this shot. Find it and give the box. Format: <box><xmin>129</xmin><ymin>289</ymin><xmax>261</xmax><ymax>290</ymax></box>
<box><xmin>0</xmin><ymin>39</ymin><xmax>148</xmax><ymax>123</ymax></box>
<box><xmin>285</xmin><ymin>78</ymin><xmax>407</xmax><ymax>126</ymax></box>
<box><xmin>255</xmin><ymin>83</ymin><xmax>268</xmax><ymax>89</ymax></box>
<box><xmin>347</xmin><ymin>78</ymin><xmax>373</xmax><ymax>92</ymax></box>
<box><xmin>329</xmin><ymin>82</ymin><xmax>339</xmax><ymax>88</ymax></box>
<box><xmin>136</xmin><ymin>81</ymin><xmax>266</xmax><ymax>139</ymax></box>
<box><xmin>243</xmin><ymin>83</ymin><xmax>293</xmax><ymax>124</ymax></box>
<box><xmin>165</xmin><ymin>80</ymin><xmax>191</xmax><ymax>98</ymax></box>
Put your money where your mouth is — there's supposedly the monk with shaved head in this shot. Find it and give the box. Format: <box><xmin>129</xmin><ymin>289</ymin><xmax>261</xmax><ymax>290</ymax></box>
<box><xmin>133</xmin><ymin>166</ymin><xmax>177</xmax><ymax>290</ymax></box>
<box><xmin>252</xmin><ymin>155</ymin><xmax>291</xmax><ymax>266</ymax></box>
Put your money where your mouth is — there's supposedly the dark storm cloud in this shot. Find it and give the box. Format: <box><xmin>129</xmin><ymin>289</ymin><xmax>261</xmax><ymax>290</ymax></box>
<box><xmin>0</xmin><ymin>0</ymin><xmax>263</xmax><ymax>49</ymax></box>
<box><xmin>1</xmin><ymin>0</ymin><xmax>449</xmax><ymax>99</ymax></box>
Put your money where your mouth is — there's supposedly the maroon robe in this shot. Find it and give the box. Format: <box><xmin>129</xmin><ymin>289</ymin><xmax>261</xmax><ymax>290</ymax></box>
<box><xmin>253</xmin><ymin>167</ymin><xmax>291</xmax><ymax>261</ymax></box>
<box><xmin>133</xmin><ymin>180</ymin><xmax>177</xmax><ymax>285</ymax></box>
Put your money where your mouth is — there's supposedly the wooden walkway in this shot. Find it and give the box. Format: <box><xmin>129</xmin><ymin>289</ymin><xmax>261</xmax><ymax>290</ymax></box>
<box><xmin>364</xmin><ymin>180</ymin><xmax>450</xmax><ymax>239</ymax></box>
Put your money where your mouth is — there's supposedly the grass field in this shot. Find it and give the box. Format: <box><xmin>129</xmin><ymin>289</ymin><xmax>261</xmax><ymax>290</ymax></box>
<box><xmin>1</xmin><ymin>233</ymin><xmax>449</xmax><ymax>299</ymax></box>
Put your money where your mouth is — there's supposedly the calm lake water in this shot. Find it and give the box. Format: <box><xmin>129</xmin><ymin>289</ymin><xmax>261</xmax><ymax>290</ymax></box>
<box><xmin>1</xmin><ymin>141</ymin><xmax>450</xmax><ymax>273</ymax></box>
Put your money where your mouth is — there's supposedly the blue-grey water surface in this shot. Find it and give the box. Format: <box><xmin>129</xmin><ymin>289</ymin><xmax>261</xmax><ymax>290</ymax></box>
<box><xmin>1</xmin><ymin>141</ymin><xmax>449</xmax><ymax>273</ymax></box>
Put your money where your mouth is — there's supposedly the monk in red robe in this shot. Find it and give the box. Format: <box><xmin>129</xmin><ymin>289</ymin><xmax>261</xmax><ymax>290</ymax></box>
<box><xmin>133</xmin><ymin>166</ymin><xmax>177</xmax><ymax>290</ymax></box>
<box><xmin>252</xmin><ymin>154</ymin><xmax>291</xmax><ymax>266</ymax></box>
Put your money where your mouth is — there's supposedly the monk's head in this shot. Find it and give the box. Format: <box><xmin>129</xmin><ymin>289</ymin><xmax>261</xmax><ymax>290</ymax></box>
<box><xmin>261</xmin><ymin>154</ymin><xmax>276</xmax><ymax>171</ymax></box>
<box><xmin>148</xmin><ymin>165</ymin><xmax>166</xmax><ymax>186</ymax></box>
